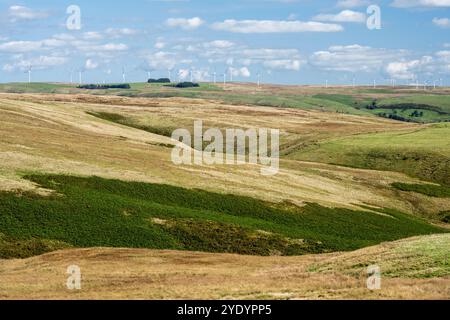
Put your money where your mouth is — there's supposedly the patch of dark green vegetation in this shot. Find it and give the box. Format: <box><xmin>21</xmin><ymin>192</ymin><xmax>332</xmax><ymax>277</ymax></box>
<box><xmin>148</xmin><ymin>78</ymin><xmax>171</xmax><ymax>83</ymax></box>
<box><xmin>87</xmin><ymin>111</ymin><xmax>175</xmax><ymax>137</ymax></box>
<box><xmin>438</xmin><ymin>211</ymin><xmax>450</xmax><ymax>223</ymax></box>
<box><xmin>344</xmin><ymin>149</ymin><xmax>450</xmax><ymax>187</ymax></box>
<box><xmin>0</xmin><ymin>174</ymin><xmax>446</xmax><ymax>259</ymax></box>
<box><xmin>78</xmin><ymin>84</ymin><xmax>131</xmax><ymax>90</ymax></box>
<box><xmin>173</xmin><ymin>82</ymin><xmax>200</xmax><ymax>88</ymax></box>
<box><xmin>0</xmin><ymin>233</ymin><xmax>71</xmax><ymax>259</ymax></box>
<box><xmin>392</xmin><ymin>182</ymin><xmax>450</xmax><ymax>198</ymax></box>
<box><xmin>367</xmin><ymin>101</ymin><xmax>450</xmax><ymax>123</ymax></box>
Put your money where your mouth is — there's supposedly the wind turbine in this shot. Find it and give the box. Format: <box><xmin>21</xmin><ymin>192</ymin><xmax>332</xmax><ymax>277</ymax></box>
<box><xmin>190</xmin><ymin>68</ymin><xmax>194</xmax><ymax>82</ymax></box>
<box><xmin>213</xmin><ymin>69</ymin><xmax>217</xmax><ymax>84</ymax></box>
<box><xmin>69</xmin><ymin>68</ymin><xmax>74</xmax><ymax>84</ymax></box>
<box><xmin>257</xmin><ymin>70</ymin><xmax>262</xmax><ymax>87</ymax></box>
<box><xmin>229</xmin><ymin>67</ymin><xmax>233</xmax><ymax>82</ymax></box>
<box><xmin>122</xmin><ymin>66</ymin><xmax>126</xmax><ymax>83</ymax></box>
<box><xmin>223</xmin><ymin>71</ymin><xmax>227</xmax><ymax>85</ymax></box>
<box><xmin>168</xmin><ymin>68</ymin><xmax>173</xmax><ymax>82</ymax></box>
<box><xmin>78</xmin><ymin>68</ymin><xmax>84</xmax><ymax>85</ymax></box>
<box><xmin>26</xmin><ymin>65</ymin><xmax>32</xmax><ymax>83</ymax></box>
<box><xmin>373</xmin><ymin>79</ymin><xmax>376</xmax><ymax>89</ymax></box>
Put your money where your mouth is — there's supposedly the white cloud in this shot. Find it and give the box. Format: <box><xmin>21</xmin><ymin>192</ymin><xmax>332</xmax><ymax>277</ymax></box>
<box><xmin>207</xmin><ymin>40</ymin><xmax>235</xmax><ymax>48</ymax></box>
<box><xmin>166</xmin><ymin>17</ymin><xmax>205</xmax><ymax>30</ymax></box>
<box><xmin>310</xmin><ymin>44</ymin><xmax>409</xmax><ymax>73</ymax></box>
<box><xmin>76</xmin><ymin>43</ymin><xmax>128</xmax><ymax>52</ymax></box>
<box><xmin>178</xmin><ymin>68</ymin><xmax>190</xmax><ymax>80</ymax></box>
<box><xmin>230</xmin><ymin>67</ymin><xmax>251</xmax><ymax>78</ymax></box>
<box><xmin>263</xmin><ymin>59</ymin><xmax>303</xmax><ymax>71</ymax></box>
<box><xmin>0</xmin><ymin>40</ymin><xmax>43</xmax><ymax>53</ymax></box>
<box><xmin>3</xmin><ymin>55</ymin><xmax>67</xmax><ymax>72</ymax></box>
<box><xmin>83</xmin><ymin>32</ymin><xmax>104</xmax><ymax>40</ymax></box>
<box><xmin>211</xmin><ymin>19</ymin><xmax>343</xmax><ymax>33</ymax></box>
<box><xmin>85</xmin><ymin>59</ymin><xmax>99</xmax><ymax>70</ymax></box>
<box><xmin>8</xmin><ymin>5</ymin><xmax>49</xmax><ymax>21</ymax></box>
<box><xmin>313</xmin><ymin>10</ymin><xmax>366</xmax><ymax>23</ymax></box>
<box><xmin>105</xmin><ymin>28</ymin><xmax>140</xmax><ymax>38</ymax></box>
<box><xmin>385</xmin><ymin>56</ymin><xmax>434</xmax><ymax>79</ymax></box>
<box><xmin>337</xmin><ymin>0</ymin><xmax>369</xmax><ymax>8</ymax></box>
<box><xmin>155</xmin><ymin>41</ymin><xmax>166</xmax><ymax>49</ymax></box>
<box><xmin>433</xmin><ymin>18</ymin><xmax>450</xmax><ymax>28</ymax></box>
<box><xmin>145</xmin><ymin>51</ymin><xmax>177</xmax><ymax>70</ymax></box>
<box><xmin>391</xmin><ymin>0</ymin><xmax>450</xmax><ymax>8</ymax></box>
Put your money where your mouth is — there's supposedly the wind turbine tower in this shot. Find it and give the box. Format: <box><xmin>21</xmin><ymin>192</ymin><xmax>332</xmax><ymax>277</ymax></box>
<box><xmin>27</xmin><ymin>65</ymin><xmax>32</xmax><ymax>83</ymax></box>
<box><xmin>122</xmin><ymin>67</ymin><xmax>126</xmax><ymax>83</ymax></box>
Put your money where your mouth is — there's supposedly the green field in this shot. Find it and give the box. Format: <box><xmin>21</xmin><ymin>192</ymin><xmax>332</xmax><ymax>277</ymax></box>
<box><xmin>2</xmin><ymin>82</ymin><xmax>450</xmax><ymax>123</ymax></box>
<box><xmin>0</xmin><ymin>174</ymin><xmax>445</xmax><ymax>259</ymax></box>
<box><xmin>290</xmin><ymin>123</ymin><xmax>450</xmax><ymax>185</ymax></box>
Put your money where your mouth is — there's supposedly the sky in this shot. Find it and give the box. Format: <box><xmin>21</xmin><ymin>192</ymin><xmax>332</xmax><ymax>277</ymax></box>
<box><xmin>0</xmin><ymin>0</ymin><xmax>449</xmax><ymax>85</ymax></box>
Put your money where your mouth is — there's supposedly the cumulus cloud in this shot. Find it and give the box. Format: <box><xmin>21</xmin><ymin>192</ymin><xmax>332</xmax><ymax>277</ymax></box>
<box><xmin>310</xmin><ymin>44</ymin><xmax>409</xmax><ymax>73</ymax></box>
<box><xmin>385</xmin><ymin>56</ymin><xmax>434</xmax><ymax>79</ymax></box>
<box><xmin>8</xmin><ymin>5</ymin><xmax>49</xmax><ymax>21</ymax></box>
<box><xmin>207</xmin><ymin>40</ymin><xmax>235</xmax><ymax>48</ymax></box>
<box><xmin>313</xmin><ymin>10</ymin><xmax>366</xmax><ymax>23</ymax></box>
<box><xmin>3</xmin><ymin>55</ymin><xmax>67</xmax><ymax>72</ymax></box>
<box><xmin>433</xmin><ymin>17</ymin><xmax>450</xmax><ymax>28</ymax></box>
<box><xmin>391</xmin><ymin>0</ymin><xmax>450</xmax><ymax>8</ymax></box>
<box><xmin>166</xmin><ymin>17</ymin><xmax>205</xmax><ymax>30</ymax></box>
<box><xmin>145</xmin><ymin>51</ymin><xmax>178</xmax><ymax>70</ymax></box>
<box><xmin>105</xmin><ymin>28</ymin><xmax>140</xmax><ymax>38</ymax></box>
<box><xmin>85</xmin><ymin>59</ymin><xmax>99</xmax><ymax>70</ymax></box>
<box><xmin>263</xmin><ymin>59</ymin><xmax>303</xmax><ymax>71</ymax></box>
<box><xmin>230</xmin><ymin>67</ymin><xmax>251</xmax><ymax>78</ymax></box>
<box><xmin>211</xmin><ymin>19</ymin><xmax>343</xmax><ymax>33</ymax></box>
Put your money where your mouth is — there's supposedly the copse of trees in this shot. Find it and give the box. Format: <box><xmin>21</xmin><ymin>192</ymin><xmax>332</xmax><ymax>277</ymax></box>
<box><xmin>148</xmin><ymin>78</ymin><xmax>171</xmax><ymax>83</ymax></box>
<box><xmin>175</xmin><ymin>82</ymin><xmax>200</xmax><ymax>88</ymax></box>
<box><xmin>78</xmin><ymin>84</ymin><xmax>131</xmax><ymax>89</ymax></box>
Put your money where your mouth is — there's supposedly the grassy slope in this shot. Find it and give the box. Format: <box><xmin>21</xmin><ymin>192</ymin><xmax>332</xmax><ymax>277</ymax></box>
<box><xmin>290</xmin><ymin>123</ymin><xmax>450</xmax><ymax>186</ymax></box>
<box><xmin>2</xmin><ymin>82</ymin><xmax>450</xmax><ymax>123</ymax></box>
<box><xmin>0</xmin><ymin>234</ymin><xmax>448</xmax><ymax>299</ymax></box>
<box><xmin>0</xmin><ymin>174</ymin><xmax>445</xmax><ymax>259</ymax></box>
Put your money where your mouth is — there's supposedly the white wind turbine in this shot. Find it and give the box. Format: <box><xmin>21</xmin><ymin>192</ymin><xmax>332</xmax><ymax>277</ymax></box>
<box><xmin>168</xmin><ymin>68</ymin><xmax>173</xmax><ymax>82</ymax></box>
<box><xmin>122</xmin><ymin>66</ymin><xmax>126</xmax><ymax>83</ymax></box>
<box><xmin>69</xmin><ymin>68</ymin><xmax>74</xmax><ymax>84</ymax></box>
<box><xmin>26</xmin><ymin>65</ymin><xmax>32</xmax><ymax>83</ymax></box>
<box><xmin>78</xmin><ymin>68</ymin><xmax>84</xmax><ymax>85</ymax></box>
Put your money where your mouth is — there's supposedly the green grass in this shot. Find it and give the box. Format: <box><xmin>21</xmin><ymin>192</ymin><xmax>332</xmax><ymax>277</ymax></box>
<box><xmin>290</xmin><ymin>123</ymin><xmax>450</xmax><ymax>185</ymax></box>
<box><xmin>0</xmin><ymin>174</ymin><xmax>445</xmax><ymax>259</ymax></box>
<box><xmin>378</xmin><ymin>95</ymin><xmax>450</xmax><ymax>114</ymax></box>
<box><xmin>2</xmin><ymin>82</ymin><xmax>450</xmax><ymax>123</ymax></box>
<box><xmin>392</xmin><ymin>183</ymin><xmax>450</xmax><ymax>198</ymax></box>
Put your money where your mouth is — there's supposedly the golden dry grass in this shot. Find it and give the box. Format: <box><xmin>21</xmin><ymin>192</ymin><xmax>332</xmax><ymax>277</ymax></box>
<box><xmin>1</xmin><ymin>93</ymin><xmax>448</xmax><ymax>216</ymax></box>
<box><xmin>0</xmin><ymin>235</ymin><xmax>448</xmax><ymax>300</ymax></box>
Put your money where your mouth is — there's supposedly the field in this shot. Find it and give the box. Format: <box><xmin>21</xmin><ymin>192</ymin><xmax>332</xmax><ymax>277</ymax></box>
<box><xmin>0</xmin><ymin>83</ymin><xmax>449</xmax><ymax>299</ymax></box>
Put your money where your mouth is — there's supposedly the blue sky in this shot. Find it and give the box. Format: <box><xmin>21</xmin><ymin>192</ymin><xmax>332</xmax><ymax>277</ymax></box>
<box><xmin>0</xmin><ymin>0</ymin><xmax>449</xmax><ymax>85</ymax></box>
